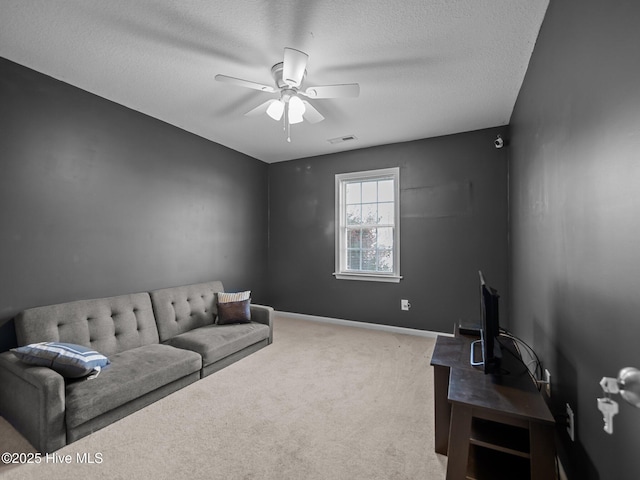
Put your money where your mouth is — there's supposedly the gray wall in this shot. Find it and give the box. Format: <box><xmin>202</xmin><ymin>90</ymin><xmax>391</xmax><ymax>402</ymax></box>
<box><xmin>0</xmin><ymin>58</ymin><xmax>269</xmax><ymax>352</ymax></box>
<box><xmin>509</xmin><ymin>0</ymin><xmax>640</xmax><ymax>478</ymax></box>
<box><xmin>268</xmin><ymin>128</ymin><xmax>508</xmax><ymax>333</ymax></box>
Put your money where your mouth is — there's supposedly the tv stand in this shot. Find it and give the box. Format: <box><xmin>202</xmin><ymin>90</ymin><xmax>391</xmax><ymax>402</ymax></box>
<box><xmin>430</xmin><ymin>326</ymin><xmax>556</xmax><ymax>480</ymax></box>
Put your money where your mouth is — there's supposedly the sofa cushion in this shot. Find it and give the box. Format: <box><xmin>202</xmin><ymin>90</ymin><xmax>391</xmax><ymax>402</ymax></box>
<box><xmin>65</xmin><ymin>344</ymin><xmax>201</xmax><ymax>429</ymax></box>
<box><xmin>217</xmin><ymin>291</ymin><xmax>251</xmax><ymax>303</ymax></box>
<box><xmin>150</xmin><ymin>281</ymin><xmax>223</xmax><ymax>342</ymax></box>
<box><xmin>216</xmin><ymin>291</ymin><xmax>251</xmax><ymax>325</ymax></box>
<box><xmin>164</xmin><ymin>322</ymin><xmax>270</xmax><ymax>367</ymax></box>
<box><xmin>217</xmin><ymin>299</ymin><xmax>251</xmax><ymax>325</ymax></box>
<box><xmin>15</xmin><ymin>293</ymin><xmax>159</xmax><ymax>357</ymax></box>
<box><xmin>11</xmin><ymin>342</ymin><xmax>110</xmax><ymax>379</ymax></box>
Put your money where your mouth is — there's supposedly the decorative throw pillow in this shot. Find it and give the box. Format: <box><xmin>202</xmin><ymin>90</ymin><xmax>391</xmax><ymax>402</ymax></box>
<box><xmin>11</xmin><ymin>342</ymin><xmax>110</xmax><ymax>379</ymax></box>
<box><xmin>216</xmin><ymin>291</ymin><xmax>251</xmax><ymax>325</ymax></box>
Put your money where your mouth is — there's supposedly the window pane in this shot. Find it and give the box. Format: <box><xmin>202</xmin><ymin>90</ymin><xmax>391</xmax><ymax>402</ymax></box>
<box><xmin>362</xmin><ymin>249</ymin><xmax>377</xmax><ymax>271</ymax></box>
<box><xmin>362</xmin><ymin>203</ymin><xmax>377</xmax><ymax>224</ymax></box>
<box><xmin>377</xmin><ymin>227</ymin><xmax>394</xmax><ymax>248</ymax></box>
<box><xmin>378</xmin><ymin>180</ymin><xmax>394</xmax><ymax>202</ymax></box>
<box><xmin>345</xmin><ymin>182</ymin><xmax>361</xmax><ymax>204</ymax></box>
<box><xmin>361</xmin><ymin>228</ymin><xmax>376</xmax><ymax>249</ymax></box>
<box><xmin>377</xmin><ymin>249</ymin><xmax>393</xmax><ymax>272</ymax></box>
<box><xmin>362</xmin><ymin>181</ymin><xmax>377</xmax><ymax>203</ymax></box>
<box><xmin>347</xmin><ymin>250</ymin><xmax>361</xmax><ymax>270</ymax></box>
<box><xmin>347</xmin><ymin>229</ymin><xmax>361</xmax><ymax>248</ymax></box>
<box><xmin>346</xmin><ymin>205</ymin><xmax>361</xmax><ymax>225</ymax></box>
<box><xmin>378</xmin><ymin>202</ymin><xmax>394</xmax><ymax>224</ymax></box>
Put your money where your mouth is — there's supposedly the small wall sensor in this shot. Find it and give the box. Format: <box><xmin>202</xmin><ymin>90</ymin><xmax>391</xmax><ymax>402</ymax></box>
<box><xmin>494</xmin><ymin>135</ymin><xmax>504</xmax><ymax>149</ymax></box>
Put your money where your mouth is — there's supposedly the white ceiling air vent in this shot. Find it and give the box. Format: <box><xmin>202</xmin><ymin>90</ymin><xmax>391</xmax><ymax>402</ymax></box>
<box><xmin>328</xmin><ymin>135</ymin><xmax>358</xmax><ymax>144</ymax></box>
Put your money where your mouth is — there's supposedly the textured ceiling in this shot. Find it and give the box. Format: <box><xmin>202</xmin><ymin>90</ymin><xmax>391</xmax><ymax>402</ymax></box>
<box><xmin>0</xmin><ymin>0</ymin><xmax>548</xmax><ymax>163</ymax></box>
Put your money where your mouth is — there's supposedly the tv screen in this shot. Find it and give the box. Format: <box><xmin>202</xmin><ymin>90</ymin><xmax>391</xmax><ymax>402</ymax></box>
<box><xmin>479</xmin><ymin>271</ymin><xmax>501</xmax><ymax>374</ymax></box>
<box><xmin>470</xmin><ymin>271</ymin><xmax>502</xmax><ymax>374</ymax></box>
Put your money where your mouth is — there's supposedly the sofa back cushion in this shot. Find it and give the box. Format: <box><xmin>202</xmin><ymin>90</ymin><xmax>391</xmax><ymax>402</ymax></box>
<box><xmin>150</xmin><ymin>281</ymin><xmax>223</xmax><ymax>342</ymax></box>
<box><xmin>15</xmin><ymin>293</ymin><xmax>160</xmax><ymax>357</ymax></box>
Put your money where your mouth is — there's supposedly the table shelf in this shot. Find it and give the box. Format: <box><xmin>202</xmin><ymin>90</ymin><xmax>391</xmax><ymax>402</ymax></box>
<box><xmin>466</xmin><ymin>445</ymin><xmax>531</xmax><ymax>480</ymax></box>
<box><xmin>470</xmin><ymin>418</ymin><xmax>530</xmax><ymax>458</ymax></box>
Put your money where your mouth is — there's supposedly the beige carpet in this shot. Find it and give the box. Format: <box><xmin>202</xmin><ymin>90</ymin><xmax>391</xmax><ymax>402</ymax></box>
<box><xmin>0</xmin><ymin>315</ymin><xmax>448</xmax><ymax>480</ymax></box>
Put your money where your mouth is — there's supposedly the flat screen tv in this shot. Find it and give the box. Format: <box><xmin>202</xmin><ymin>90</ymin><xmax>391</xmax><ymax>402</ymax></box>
<box><xmin>470</xmin><ymin>271</ymin><xmax>502</xmax><ymax>374</ymax></box>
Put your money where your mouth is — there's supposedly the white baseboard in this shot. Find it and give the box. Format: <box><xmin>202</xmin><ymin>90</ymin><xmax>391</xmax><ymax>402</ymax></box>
<box><xmin>275</xmin><ymin>311</ymin><xmax>452</xmax><ymax>338</ymax></box>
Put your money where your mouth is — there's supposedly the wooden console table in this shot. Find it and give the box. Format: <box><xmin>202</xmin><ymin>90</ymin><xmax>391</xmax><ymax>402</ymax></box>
<box><xmin>431</xmin><ymin>327</ymin><xmax>556</xmax><ymax>480</ymax></box>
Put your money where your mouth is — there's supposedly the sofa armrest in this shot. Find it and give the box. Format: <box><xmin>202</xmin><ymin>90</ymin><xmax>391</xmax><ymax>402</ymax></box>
<box><xmin>0</xmin><ymin>351</ymin><xmax>66</xmax><ymax>453</ymax></box>
<box><xmin>250</xmin><ymin>304</ymin><xmax>274</xmax><ymax>344</ymax></box>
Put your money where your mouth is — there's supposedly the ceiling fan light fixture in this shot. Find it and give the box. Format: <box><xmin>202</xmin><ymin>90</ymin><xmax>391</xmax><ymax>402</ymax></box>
<box><xmin>266</xmin><ymin>99</ymin><xmax>284</xmax><ymax>121</ymax></box>
<box><xmin>216</xmin><ymin>47</ymin><xmax>360</xmax><ymax>142</ymax></box>
<box><xmin>288</xmin><ymin>95</ymin><xmax>305</xmax><ymax>124</ymax></box>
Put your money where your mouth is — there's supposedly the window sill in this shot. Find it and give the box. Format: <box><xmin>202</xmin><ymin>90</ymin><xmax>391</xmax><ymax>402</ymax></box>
<box><xmin>333</xmin><ymin>272</ymin><xmax>402</xmax><ymax>283</ymax></box>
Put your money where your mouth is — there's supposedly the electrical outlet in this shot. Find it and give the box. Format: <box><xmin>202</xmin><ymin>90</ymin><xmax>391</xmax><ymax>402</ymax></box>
<box><xmin>544</xmin><ymin>369</ymin><xmax>551</xmax><ymax>397</ymax></box>
<box><xmin>566</xmin><ymin>403</ymin><xmax>575</xmax><ymax>441</ymax></box>
<box><xmin>401</xmin><ymin>299</ymin><xmax>411</xmax><ymax>311</ymax></box>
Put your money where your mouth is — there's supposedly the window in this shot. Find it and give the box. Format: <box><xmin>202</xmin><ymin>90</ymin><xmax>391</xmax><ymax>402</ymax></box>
<box><xmin>334</xmin><ymin>168</ymin><xmax>401</xmax><ymax>282</ymax></box>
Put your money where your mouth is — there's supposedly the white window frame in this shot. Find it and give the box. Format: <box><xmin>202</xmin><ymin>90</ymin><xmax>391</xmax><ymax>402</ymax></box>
<box><xmin>334</xmin><ymin>167</ymin><xmax>402</xmax><ymax>283</ymax></box>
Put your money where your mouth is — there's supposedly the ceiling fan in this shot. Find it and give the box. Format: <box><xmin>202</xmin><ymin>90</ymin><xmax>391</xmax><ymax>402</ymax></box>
<box><xmin>215</xmin><ymin>47</ymin><xmax>360</xmax><ymax>142</ymax></box>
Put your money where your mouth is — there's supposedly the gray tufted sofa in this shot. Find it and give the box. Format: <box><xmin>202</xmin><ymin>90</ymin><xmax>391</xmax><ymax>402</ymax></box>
<box><xmin>0</xmin><ymin>280</ymin><xmax>273</xmax><ymax>453</ymax></box>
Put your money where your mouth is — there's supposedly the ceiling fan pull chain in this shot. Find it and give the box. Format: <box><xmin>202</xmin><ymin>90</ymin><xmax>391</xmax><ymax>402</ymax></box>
<box><xmin>284</xmin><ymin>103</ymin><xmax>291</xmax><ymax>142</ymax></box>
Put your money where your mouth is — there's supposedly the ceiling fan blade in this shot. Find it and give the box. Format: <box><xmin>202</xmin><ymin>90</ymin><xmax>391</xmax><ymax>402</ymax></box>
<box><xmin>301</xmin><ymin>83</ymin><xmax>360</xmax><ymax>99</ymax></box>
<box><xmin>215</xmin><ymin>74</ymin><xmax>276</xmax><ymax>93</ymax></box>
<box><xmin>302</xmin><ymin>101</ymin><xmax>324</xmax><ymax>124</ymax></box>
<box><xmin>282</xmin><ymin>48</ymin><xmax>308</xmax><ymax>87</ymax></box>
<box><xmin>244</xmin><ymin>99</ymin><xmax>277</xmax><ymax>117</ymax></box>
